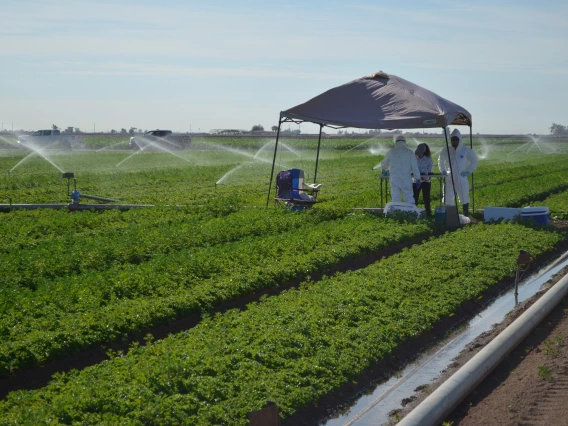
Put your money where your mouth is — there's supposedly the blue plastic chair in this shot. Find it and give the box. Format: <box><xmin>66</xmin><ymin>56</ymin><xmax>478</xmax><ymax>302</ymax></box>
<box><xmin>274</xmin><ymin>169</ymin><xmax>318</xmax><ymax>210</ymax></box>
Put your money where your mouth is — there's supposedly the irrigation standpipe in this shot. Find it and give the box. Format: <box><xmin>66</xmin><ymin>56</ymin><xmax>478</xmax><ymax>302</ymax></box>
<box><xmin>398</xmin><ymin>268</ymin><xmax>568</xmax><ymax>426</ymax></box>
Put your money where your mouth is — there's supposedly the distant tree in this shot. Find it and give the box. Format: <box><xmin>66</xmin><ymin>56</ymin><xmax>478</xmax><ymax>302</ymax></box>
<box><xmin>129</xmin><ymin>127</ymin><xmax>137</xmax><ymax>134</ymax></box>
<box><xmin>120</xmin><ymin>128</ymin><xmax>127</xmax><ymax>134</ymax></box>
<box><xmin>65</xmin><ymin>126</ymin><xmax>74</xmax><ymax>133</ymax></box>
<box><xmin>550</xmin><ymin>123</ymin><xmax>568</xmax><ymax>136</ymax></box>
<box><xmin>271</xmin><ymin>125</ymin><xmax>278</xmax><ymax>132</ymax></box>
<box><xmin>110</xmin><ymin>129</ymin><xmax>117</xmax><ymax>134</ymax></box>
<box><xmin>251</xmin><ymin>125</ymin><xmax>264</xmax><ymax>132</ymax></box>
<box><xmin>74</xmin><ymin>127</ymin><xmax>81</xmax><ymax>133</ymax></box>
<box><xmin>52</xmin><ymin>124</ymin><xmax>59</xmax><ymax>130</ymax></box>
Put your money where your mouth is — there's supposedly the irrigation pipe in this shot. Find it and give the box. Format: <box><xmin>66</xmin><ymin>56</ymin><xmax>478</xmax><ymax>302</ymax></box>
<box><xmin>398</xmin><ymin>268</ymin><xmax>568</xmax><ymax>426</ymax></box>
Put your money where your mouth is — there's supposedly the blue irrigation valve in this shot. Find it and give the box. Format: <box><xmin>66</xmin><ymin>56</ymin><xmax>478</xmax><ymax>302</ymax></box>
<box><xmin>71</xmin><ymin>189</ymin><xmax>81</xmax><ymax>204</ymax></box>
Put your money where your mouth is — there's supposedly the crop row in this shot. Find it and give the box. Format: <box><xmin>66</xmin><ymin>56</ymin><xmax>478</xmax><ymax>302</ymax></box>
<box><xmin>540</xmin><ymin>190</ymin><xmax>568</xmax><ymax>219</ymax></box>
<box><xmin>473</xmin><ymin>157</ymin><xmax>568</xmax><ymax>188</ymax></box>
<box><xmin>0</xmin><ymin>222</ymin><xmax>562</xmax><ymax>424</ymax></box>
<box><xmin>0</xmin><ymin>208</ymin><xmax>347</xmax><ymax>285</ymax></box>
<box><xmin>0</xmin><ymin>214</ymin><xmax>431</xmax><ymax>376</ymax></box>
<box><xmin>475</xmin><ymin>170</ymin><xmax>568</xmax><ymax>208</ymax></box>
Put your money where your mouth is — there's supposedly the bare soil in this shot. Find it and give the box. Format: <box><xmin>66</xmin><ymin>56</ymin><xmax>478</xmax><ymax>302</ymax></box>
<box><xmin>389</xmin><ymin>266</ymin><xmax>568</xmax><ymax>426</ymax></box>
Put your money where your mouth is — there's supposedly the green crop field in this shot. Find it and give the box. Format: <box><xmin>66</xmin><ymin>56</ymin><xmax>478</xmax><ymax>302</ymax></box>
<box><xmin>0</xmin><ymin>136</ymin><xmax>567</xmax><ymax>425</ymax></box>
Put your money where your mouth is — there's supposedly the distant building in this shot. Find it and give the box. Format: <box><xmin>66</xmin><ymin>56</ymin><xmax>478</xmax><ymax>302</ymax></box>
<box><xmin>209</xmin><ymin>129</ymin><xmax>246</xmax><ymax>135</ymax></box>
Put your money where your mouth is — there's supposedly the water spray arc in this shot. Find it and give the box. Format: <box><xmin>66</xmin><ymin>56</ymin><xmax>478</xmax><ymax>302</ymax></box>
<box><xmin>214</xmin><ymin>140</ymin><xmax>294</xmax><ymax>188</ymax></box>
<box><xmin>95</xmin><ymin>141</ymin><xmax>130</xmax><ymax>152</ymax></box>
<box><xmin>9</xmin><ymin>147</ymin><xmax>64</xmax><ymax>174</ymax></box>
<box><xmin>341</xmin><ymin>138</ymin><xmax>374</xmax><ymax>156</ymax></box>
<box><xmin>115</xmin><ymin>139</ymin><xmax>193</xmax><ymax>169</ymax></box>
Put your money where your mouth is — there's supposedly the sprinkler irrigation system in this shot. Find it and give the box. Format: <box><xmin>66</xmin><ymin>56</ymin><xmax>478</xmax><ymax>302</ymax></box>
<box><xmin>0</xmin><ymin>172</ymin><xmax>153</xmax><ymax>212</ymax></box>
<box><xmin>61</xmin><ymin>172</ymin><xmax>119</xmax><ymax>204</ymax></box>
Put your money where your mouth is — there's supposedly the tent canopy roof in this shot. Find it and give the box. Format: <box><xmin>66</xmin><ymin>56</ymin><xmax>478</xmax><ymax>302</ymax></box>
<box><xmin>281</xmin><ymin>71</ymin><xmax>472</xmax><ymax>130</ymax></box>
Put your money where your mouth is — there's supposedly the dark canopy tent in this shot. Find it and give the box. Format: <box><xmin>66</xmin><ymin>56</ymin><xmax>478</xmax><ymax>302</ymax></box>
<box><xmin>267</xmin><ymin>71</ymin><xmax>474</xmax><ymax>218</ymax></box>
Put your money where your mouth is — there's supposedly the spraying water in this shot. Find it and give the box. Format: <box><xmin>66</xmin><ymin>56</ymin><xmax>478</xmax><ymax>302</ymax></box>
<box><xmin>369</xmin><ymin>142</ymin><xmax>392</xmax><ymax>170</ymax></box>
<box><xmin>279</xmin><ymin>142</ymin><xmax>301</xmax><ymax>158</ymax></box>
<box><xmin>96</xmin><ymin>141</ymin><xmax>130</xmax><ymax>152</ymax></box>
<box><xmin>409</xmin><ymin>137</ymin><xmax>422</xmax><ymax>147</ymax></box>
<box><xmin>431</xmin><ymin>147</ymin><xmax>443</xmax><ymax>159</ymax></box>
<box><xmin>206</xmin><ymin>142</ymin><xmax>275</xmax><ymax>166</ymax></box>
<box><xmin>253</xmin><ymin>140</ymin><xmax>277</xmax><ymax>160</ymax></box>
<box><xmin>528</xmin><ymin>135</ymin><xmax>560</xmax><ymax>154</ymax></box>
<box><xmin>507</xmin><ymin>141</ymin><xmax>532</xmax><ymax>156</ymax></box>
<box><xmin>214</xmin><ymin>140</ymin><xmax>299</xmax><ymax>186</ymax></box>
<box><xmin>115</xmin><ymin>149</ymin><xmax>144</xmax><ymax>168</ymax></box>
<box><xmin>0</xmin><ymin>135</ymin><xmax>20</xmax><ymax>148</ymax></box>
<box><xmin>135</xmin><ymin>138</ymin><xmax>193</xmax><ymax>164</ymax></box>
<box><xmin>527</xmin><ymin>135</ymin><xmax>543</xmax><ymax>153</ymax></box>
<box><xmin>9</xmin><ymin>147</ymin><xmax>64</xmax><ymax>173</ymax></box>
<box><xmin>368</xmin><ymin>143</ymin><xmax>390</xmax><ymax>157</ymax></box>
<box><xmin>216</xmin><ymin>164</ymin><xmax>244</xmax><ymax>185</ymax></box>
<box><xmin>114</xmin><ymin>139</ymin><xmax>193</xmax><ymax>168</ymax></box>
<box><xmin>8</xmin><ymin>152</ymin><xmax>39</xmax><ymax>173</ymax></box>
<box><xmin>475</xmin><ymin>138</ymin><xmax>492</xmax><ymax>160</ymax></box>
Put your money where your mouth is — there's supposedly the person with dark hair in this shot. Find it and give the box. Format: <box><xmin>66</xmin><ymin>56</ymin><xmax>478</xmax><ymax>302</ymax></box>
<box><xmin>413</xmin><ymin>143</ymin><xmax>433</xmax><ymax>216</ymax></box>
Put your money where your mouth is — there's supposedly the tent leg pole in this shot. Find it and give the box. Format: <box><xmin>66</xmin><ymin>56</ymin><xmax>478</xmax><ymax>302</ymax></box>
<box><xmin>444</xmin><ymin>127</ymin><xmax>461</xmax><ymax>228</ymax></box>
<box><xmin>313</xmin><ymin>124</ymin><xmax>323</xmax><ymax>183</ymax></box>
<box><xmin>266</xmin><ymin>118</ymin><xmax>283</xmax><ymax>207</ymax></box>
<box><xmin>470</xmin><ymin>126</ymin><xmax>474</xmax><ymax>216</ymax></box>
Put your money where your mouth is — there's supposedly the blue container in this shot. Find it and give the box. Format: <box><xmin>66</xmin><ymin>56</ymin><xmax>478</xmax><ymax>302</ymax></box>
<box><xmin>520</xmin><ymin>207</ymin><xmax>550</xmax><ymax>224</ymax></box>
<box><xmin>435</xmin><ymin>206</ymin><xmax>446</xmax><ymax>223</ymax></box>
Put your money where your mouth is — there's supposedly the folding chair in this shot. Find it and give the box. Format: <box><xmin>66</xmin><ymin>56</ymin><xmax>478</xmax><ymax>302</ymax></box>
<box><xmin>274</xmin><ymin>169</ymin><xmax>319</xmax><ymax>210</ymax></box>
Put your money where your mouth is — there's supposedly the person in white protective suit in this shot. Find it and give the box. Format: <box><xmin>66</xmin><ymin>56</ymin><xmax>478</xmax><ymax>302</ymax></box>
<box><xmin>381</xmin><ymin>135</ymin><xmax>421</xmax><ymax>204</ymax></box>
<box><xmin>438</xmin><ymin>128</ymin><xmax>478</xmax><ymax>216</ymax></box>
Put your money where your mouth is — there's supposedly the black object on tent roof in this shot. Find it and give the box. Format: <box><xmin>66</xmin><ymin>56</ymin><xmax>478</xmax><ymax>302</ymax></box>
<box><xmin>266</xmin><ymin>71</ymin><xmax>475</xmax><ymax>221</ymax></box>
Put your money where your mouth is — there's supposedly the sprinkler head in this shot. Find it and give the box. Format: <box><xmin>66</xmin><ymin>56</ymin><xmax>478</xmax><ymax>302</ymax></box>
<box><xmin>61</xmin><ymin>172</ymin><xmax>75</xmax><ymax>179</ymax></box>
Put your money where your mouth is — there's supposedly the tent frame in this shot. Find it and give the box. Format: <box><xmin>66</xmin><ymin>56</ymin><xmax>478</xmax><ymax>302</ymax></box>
<box><xmin>266</xmin><ymin>114</ymin><xmax>475</xmax><ymax>225</ymax></box>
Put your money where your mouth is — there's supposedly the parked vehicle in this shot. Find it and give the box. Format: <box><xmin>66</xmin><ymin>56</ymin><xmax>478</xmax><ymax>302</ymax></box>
<box><xmin>17</xmin><ymin>129</ymin><xmax>82</xmax><ymax>151</ymax></box>
<box><xmin>129</xmin><ymin>130</ymin><xmax>191</xmax><ymax>151</ymax></box>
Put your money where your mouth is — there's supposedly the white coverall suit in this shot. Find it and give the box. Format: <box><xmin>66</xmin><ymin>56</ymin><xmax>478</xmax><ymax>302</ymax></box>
<box><xmin>438</xmin><ymin>129</ymin><xmax>478</xmax><ymax>206</ymax></box>
<box><xmin>381</xmin><ymin>139</ymin><xmax>421</xmax><ymax>204</ymax></box>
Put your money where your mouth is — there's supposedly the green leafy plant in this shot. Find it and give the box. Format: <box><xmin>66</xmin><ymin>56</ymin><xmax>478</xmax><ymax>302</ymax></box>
<box><xmin>538</xmin><ymin>365</ymin><xmax>553</xmax><ymax>381</ymax></box>
<box><xmin>542</xmin><ymin>335</ymin><xmax>564</xmax><ymax>358</ymax></box>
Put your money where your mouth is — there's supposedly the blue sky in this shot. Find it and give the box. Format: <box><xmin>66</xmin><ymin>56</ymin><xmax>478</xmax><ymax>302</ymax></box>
<box><xmin>1</xmin><ymin>0</ymin><xmax>566</xmax><ymax>134</ymax></box>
